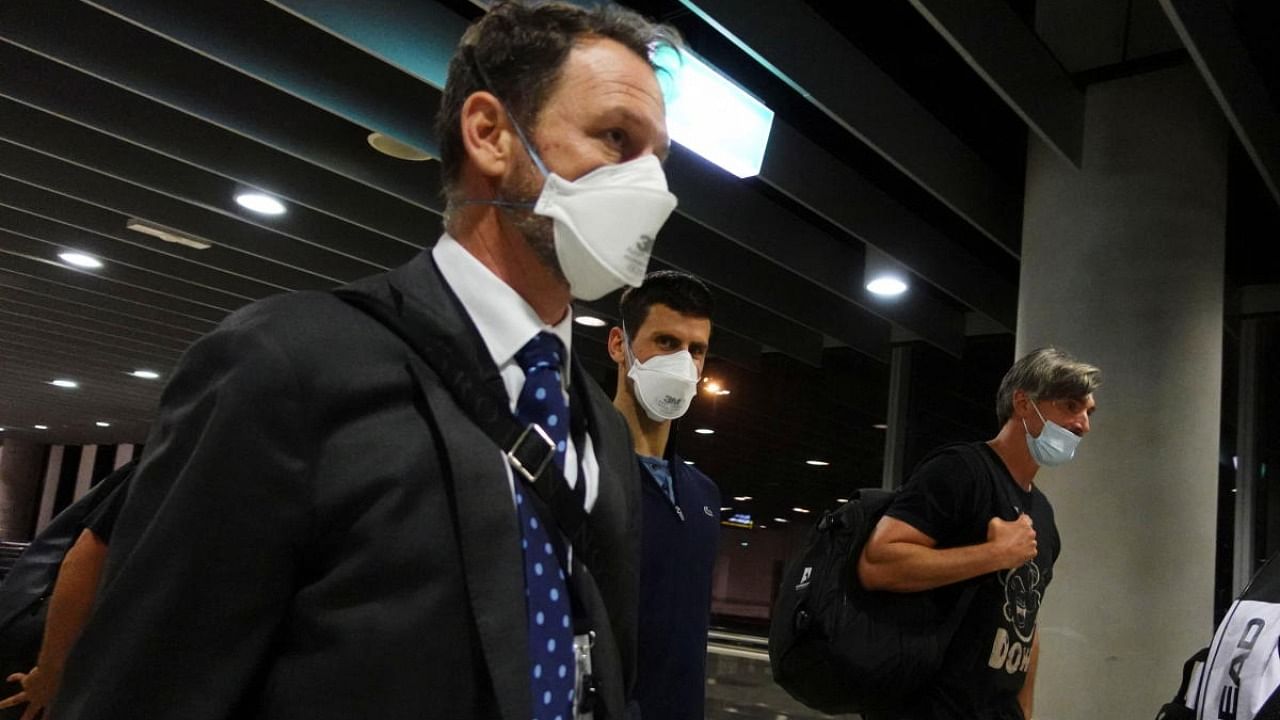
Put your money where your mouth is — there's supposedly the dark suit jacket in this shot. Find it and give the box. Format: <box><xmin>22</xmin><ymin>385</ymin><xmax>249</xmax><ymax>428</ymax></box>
<box><xmin>54</xmin><ymin>250</ymin><xmax>642</xmax><ymax>720</ymax></box>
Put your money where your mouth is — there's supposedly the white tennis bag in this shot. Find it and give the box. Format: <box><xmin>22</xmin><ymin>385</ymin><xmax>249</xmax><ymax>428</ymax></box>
<box><xmin>1157</xmin><ymin>557</ymin><xmax>1280</xmax><ymax>720</ymax></box>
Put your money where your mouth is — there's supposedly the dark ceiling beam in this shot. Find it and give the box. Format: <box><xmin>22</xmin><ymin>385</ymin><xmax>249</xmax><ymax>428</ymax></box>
<box><xmin>677</xmin><ymin>0</ymin><xmax>1023</xmax><ymax>256</ymax></box>
<box><xmin>0</xmin><ymin>268</ymin><xmax>218</xmax><ymax>332</ymax></box>
<box><xmin>0</xmin><ymin>2</ymin><xmax>441</xmax><ymax>212</ymax></box>
<box><xmin>0</xmin><ymin>307</ymin><xmax>190</xmax><ymax>355</ymax></box>
<box><xmin>1</xmin><ymin>362</ymin><xmax>172</xmax><ymax>407</ymax></box>
<box><xmin>0</xmin><ymin>229</ymin><xmax>246</xmax><ymax>314</ymax></box>
<box><xmin>0</xmin><ymin>291</ymin><xmax>202</xmax><ymax>344</ymax></box>
<box><xmin>0</xmin><ymin>292</ymin><xmax>201</xmax><ymax>347</ymax></box>
<box><xmin>268</xmin><ymin>0</ymin><xmax>466</xmax><ymax>88</ymax></box>
<box><xmin>0</xmin><ymin>144</ymin><xmax>379</xmax><ymax>284</ymax></box>
<box><xmin>0</xmin><ymin>178</ymin><xmax>324</xmax><ymax>296</ymax></box>
<box><xmin>1158</xmin><ymin>0</ymin><xmax>1280</xmax><ymax>208</ymax></box>
<box><xmin>85</xmin><ymin>0</ymin><xmax>441</xmax><ymax>158</ymax></box>
<box><xmin>4</xmin><ymin>334</ymin><xmax>177</xmax><ymax>380</ymax></box>
<box><xmin>0</xmin><ymin>100</ymin><xmax>419</xmax><ymax>271</ymax></box>
<box><xmin>0</xmin><ymin>48</ymin><xmax>436</xmax><ymax>246</ymax></box>
<box><xmin>0</xmin><ymin>318</ymin><xmax>184</xmax><ymax>366</ymax></box>
<box><xmin>0</xmin><ymin>253</ymin><xmax>229</xmax><ymax>324</ymax></box>
<box><xmin>906</xmin><ymin>0</ymin><xmax>1085</xmax><ymax>167</ymax></box>
<box><xmin>0</xmin><ymin>206</ymin><xmax>280</xmax><ymax>302</ymax></box>
<box><xmin>667</xmin><ymin>147</ymin><xmax>966</xmax><ymax>356</ymax></box>
<box><xmin>761</xmin><ymin>121</ymin><xmax>1017</xmax><ymax>331</ymax></box>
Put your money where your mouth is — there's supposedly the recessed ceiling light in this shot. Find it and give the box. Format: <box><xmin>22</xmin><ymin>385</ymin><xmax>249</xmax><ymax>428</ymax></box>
<box><xmin>95</xmin><ymin>421</ymin><xmax>112</xmax><ymax>427</ymax></box>
<box><xmin>872</xmin><ymin>423</ymin><xmax>888</xmax><ymax>430</ymax></box>
<box><xmin>793</xmin><ymin>507</ymin><xmax>811</xmax><ymax>514</ymax></box>
<box><xmin>773</xmin><ymin>517</ymin><xmax>789</xmax><ymax>523</ymax></box>
<box><xmin>235</xmin><ymin>192</ymin><xmax>287</xmax><ymax>216</ymax></box>
<box><xmin>683</xmin><ymin>460</ymin><xmax>695</xmax><ymax>466</ymax></box>
<box><xmin>59</xmin><ymin>251</ymin><xmax>103</xmax><ymax>269</ymax></box>
<box><xmin>573</xmin><ymin>315</ymin><xmax>607</xmax><ymax>328</ymax></box>
<box><xmin>866</xmin><ymin>276</ymin><xmax>908</xmax><ymax>297</ymax></box>
<box><xmin>716</xmin><ymin>389</ymin><xmax>731</xmax><ymax>396</ymax></box>
<box><xmin>130</xmin><ymin>370</ymin><xmax>161</xmax><ymax>380</ymax></box>
<box><xmin>705</xmin><ymin>381</ymin><xmax>722</xmax><ymax>393</ymax></box>
<box><xmin>0</xmin><ymin>427</ymin><xmax>5</xmax><ymax>431</ymax></box>
<box><xmin>694</xmin><ymin>428</ymin><xmax>715</xmax><ymax>435</ymax></box>
<box><xmin>837</xmin><ymin>497</ymin><xmax>849</xmax><ymax>503</ymax></box>
<box><xmin>126</xmin><ymin>218</ymin><xmax>212</xmax><ymax>250</ymax></box>
<box><xmin>757</xmin><ymin>524</ymin><xmax>768</xmax><ymax>529</ymax></box>
<box><xmin>367</xmin><ymin>132</ymin><xmax>434</xmax><ymax>161</ymax></box>
<box><xmin>806</xmin><ymin>460</ymin><xmax>830</xmax><ymax>466</ymax></box>
<box><xmin>50</xmin><ymin>379</ymin><xmax>78</xmax><ymax>389</ymax></box>
<box><xmin>34</xmin><ymin>424</ymin><xmax>48</xmax><ymax>430</ymax></box>
<box><xmin>739</xmin><ymin>542</ymin><xmax>749</xmax><ymax>547</ymax></box>
<box><xmin>720</xmin><ymin>506</ymin><xmax>731</xmax><ymax>511</ymax></box>
<box><xmin>733</xmin><ymin>496</ymin><xmax>752</xmax><ymax>502</ymax></box>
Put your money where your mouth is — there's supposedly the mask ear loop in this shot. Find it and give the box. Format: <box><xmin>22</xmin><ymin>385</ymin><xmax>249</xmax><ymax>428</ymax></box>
<box><xmin>1021</xmin><ymin>395</ymin><xmax>1047</xmax><ymax>436</ymax></box>
<box><xmin>462</xmin><ymin>45</ymin><xmax>551</xmax><ymax>178</ymax></box>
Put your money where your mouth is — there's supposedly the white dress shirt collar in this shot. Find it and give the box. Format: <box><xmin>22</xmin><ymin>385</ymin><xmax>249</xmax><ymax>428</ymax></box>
<box><xmin>432</xmin><ymin>233</ymin><xmax>574</xmax><ymax>383</ymax></box>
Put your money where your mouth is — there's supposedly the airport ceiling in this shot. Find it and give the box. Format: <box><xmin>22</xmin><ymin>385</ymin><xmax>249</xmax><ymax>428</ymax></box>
<box><xmin>1</xmin><ymin>0</ymin><xmax>1278</xmax><ymax>518</ymax></box>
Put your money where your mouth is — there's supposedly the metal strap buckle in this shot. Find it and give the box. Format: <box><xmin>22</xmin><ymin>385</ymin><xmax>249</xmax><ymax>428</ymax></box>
<box><xmin>506</xmin><ymin>422</ymin><xmax>556</xmax><ymax>483</ymax></box>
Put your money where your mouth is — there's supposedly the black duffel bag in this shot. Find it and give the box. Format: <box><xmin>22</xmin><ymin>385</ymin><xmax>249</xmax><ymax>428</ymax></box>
<box><xmin>768</xmin><ymin>443</ymin><xmax>1012</xmax><ymax>715</ymax></box>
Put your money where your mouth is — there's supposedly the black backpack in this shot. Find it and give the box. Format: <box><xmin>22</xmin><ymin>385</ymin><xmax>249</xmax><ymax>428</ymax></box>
<box><xmin>767</xmin><ymin>442</ymin><xmax>1013</xmax><ymax>715</ymax></box>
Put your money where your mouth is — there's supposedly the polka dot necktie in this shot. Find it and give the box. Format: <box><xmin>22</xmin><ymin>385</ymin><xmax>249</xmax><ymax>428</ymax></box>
<box><xmin>513</xmin><ymin>332</ymin><xmax>576</xmax><ymax>720</ymax></box>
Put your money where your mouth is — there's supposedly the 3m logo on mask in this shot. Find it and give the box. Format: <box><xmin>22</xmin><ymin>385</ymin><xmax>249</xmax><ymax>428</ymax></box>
<box><xmin>988</xmin><ymin>562</ymin><xmax>1043</xmax><ymax>674</ymax></box>
<box><xmin>1218</xmin><ymin>618</ymin><xmax>1266</xmax><ymax>720</ymax></box>
<box><xmin>624</xmin><ymin>234</ymin><xmax>657</xmax><ymax>277</ymax></box>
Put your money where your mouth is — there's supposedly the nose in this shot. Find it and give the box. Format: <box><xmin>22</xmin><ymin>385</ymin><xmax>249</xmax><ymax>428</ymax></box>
<box><xmin>1070</xmin><ymin>412</ymin><xmax>1090</xmax><ymax>437</ymax></box>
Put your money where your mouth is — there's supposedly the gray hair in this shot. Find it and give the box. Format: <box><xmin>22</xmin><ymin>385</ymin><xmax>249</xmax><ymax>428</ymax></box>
<box><xmin>996</xmin><ymin>347</ymin><xmax>1101</xmax><ymax>426</ymax></box>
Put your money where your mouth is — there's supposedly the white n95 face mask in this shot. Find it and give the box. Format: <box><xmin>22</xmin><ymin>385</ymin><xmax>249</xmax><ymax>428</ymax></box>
<box><xmin>534</xmin><ymin>154</ymin><xmax>678</xmax><ymax>301</ymax></box>
<box><xmin>460</xmin><ymin>55</ymin><xmax>678</xmax><ymax>301</ymax></box>
<box><xmin>626</xmin><ymin>339</ymin><xmax>699</xmax><ymax>422</ymax></box>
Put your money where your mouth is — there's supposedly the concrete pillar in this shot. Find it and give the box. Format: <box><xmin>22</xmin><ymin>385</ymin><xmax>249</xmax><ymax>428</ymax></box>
<box><xmin>1019</xmin><ymin>64</ymin><xmax>1227</xmax><ymax>719</ymax></box>
<box><xmin>0</xmin><ymin>439</ymin><xmax>47</xmax><ymax>541</ymax></box>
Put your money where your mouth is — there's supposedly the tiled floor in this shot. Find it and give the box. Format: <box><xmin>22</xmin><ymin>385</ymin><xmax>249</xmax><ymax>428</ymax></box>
<box><xmin>704</xmin><ymin>649</ymin><xmax>861</xmax><ymax>720</ymax></box>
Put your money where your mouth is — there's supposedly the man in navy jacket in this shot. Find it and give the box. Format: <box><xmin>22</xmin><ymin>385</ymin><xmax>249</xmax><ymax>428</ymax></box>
<box><xmin>607</xmin><ymin>271</ymin><xmax>721</xmax><ymax>720</ymax></box>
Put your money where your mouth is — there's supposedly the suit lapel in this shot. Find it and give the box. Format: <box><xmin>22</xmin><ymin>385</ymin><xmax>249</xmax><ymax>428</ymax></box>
<box><xmin>349</xmin><ymin>251</ymin><xmax>530</xmax><ymax>720</ymax></box>
<box><xmin>413</xmin><ymin>361</ymin><xmax>530</xmax><ymax>720</ymax></box>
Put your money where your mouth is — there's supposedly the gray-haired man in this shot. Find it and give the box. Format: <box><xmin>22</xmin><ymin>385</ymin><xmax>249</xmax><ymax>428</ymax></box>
<box><xmin>859</xmin><ymin>347</ymin><xmax>1101</xmax><ymax>720</ymax></box>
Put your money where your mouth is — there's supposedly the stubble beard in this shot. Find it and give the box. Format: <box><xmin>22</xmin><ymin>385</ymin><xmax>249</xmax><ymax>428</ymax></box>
<box><xmin>499</xmin><ymin>153</ymin><xmax>567</xmax><ymax>286</ymax></box>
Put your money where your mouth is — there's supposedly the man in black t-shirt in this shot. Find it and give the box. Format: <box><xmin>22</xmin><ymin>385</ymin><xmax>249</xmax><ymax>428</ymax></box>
<box><xmin>859</xmin><ymin>348</ymin><xmax>1101</xmax><ymax>720</ymax></box>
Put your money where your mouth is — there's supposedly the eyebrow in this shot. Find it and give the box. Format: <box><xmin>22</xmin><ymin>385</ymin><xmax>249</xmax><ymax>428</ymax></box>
<box><xmin>605</xmin><ymin>106</ymin><xmax>670</xmax><ymax>162</ymax></box>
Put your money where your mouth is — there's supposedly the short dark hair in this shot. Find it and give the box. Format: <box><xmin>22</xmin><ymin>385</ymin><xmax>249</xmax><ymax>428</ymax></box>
<box><xmin>619</xmin><ymin>270</ymin><xmax>714</xmax><ymax>336</ymax></box>
<box><xmin>996</xmin><ymin>347</ymin><xmax>1101</xmax><ymax>426</ymax></box>
<box><xmin>434</xmin><ymin>0</ymin><xmax>680</xmax><ymax>202</ymax></box>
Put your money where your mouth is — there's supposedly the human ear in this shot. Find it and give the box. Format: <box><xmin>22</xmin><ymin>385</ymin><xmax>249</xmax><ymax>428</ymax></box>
<box><xmin>459</xmin><ymin>91</ymin><xmax>514</xmax><ymax>181</ymax></box>
<box><xmin>607</xmin><ymin>326</ymin><xmax>626</xmax><ymax>364</ymax></box>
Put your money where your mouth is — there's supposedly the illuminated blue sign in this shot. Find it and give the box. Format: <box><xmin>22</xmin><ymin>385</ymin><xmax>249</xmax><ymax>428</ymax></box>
<box><xmin>653</xmin><ymin>45</ymin><xmax>774</xmax><ymax>179</ymax></box>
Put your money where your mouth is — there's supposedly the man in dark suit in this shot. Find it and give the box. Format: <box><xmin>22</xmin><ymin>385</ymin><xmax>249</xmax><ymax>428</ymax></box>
<box><xmin>53</xmin><ymin>3</ymin><xmax>682</xmax><ymax>719</ymax></box>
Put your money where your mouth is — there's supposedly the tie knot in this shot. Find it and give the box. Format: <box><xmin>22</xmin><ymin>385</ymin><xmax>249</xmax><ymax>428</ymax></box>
<box><xmin>516</xmin><ymin>332</ymin><xmax>565</xmax><ymax>375</ymax></box>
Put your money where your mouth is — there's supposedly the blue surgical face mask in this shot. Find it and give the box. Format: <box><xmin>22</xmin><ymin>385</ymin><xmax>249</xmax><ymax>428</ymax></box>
<box><xmin>1023</xmin><ymin>401</ymin><xmax>1081</xmax><ymax>467</ymax></box>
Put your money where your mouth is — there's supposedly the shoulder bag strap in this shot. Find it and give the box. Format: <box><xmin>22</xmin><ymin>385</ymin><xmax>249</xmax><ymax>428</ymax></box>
<box><xmin>331</xmin><ymin>289</ymin><xmax>590</xmax><ymax>545</ymax></box>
